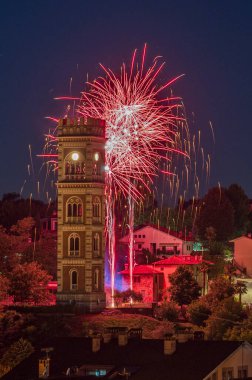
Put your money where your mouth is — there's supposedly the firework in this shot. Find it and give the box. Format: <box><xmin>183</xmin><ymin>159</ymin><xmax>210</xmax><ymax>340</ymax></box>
<box><xmin>78</xmin><ymin>45</ymin><xmax>187</xmax><ymax>305</ymax></box>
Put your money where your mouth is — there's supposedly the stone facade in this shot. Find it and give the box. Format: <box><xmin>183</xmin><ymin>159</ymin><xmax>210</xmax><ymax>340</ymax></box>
<box><xmin>56</xmin><ymin>117</ymin><xmax>106</xmax><ymax>312</ymax></box>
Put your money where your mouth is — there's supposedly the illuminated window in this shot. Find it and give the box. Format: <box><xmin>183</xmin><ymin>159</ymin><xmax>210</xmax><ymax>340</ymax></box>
<box><xmin>70</xmin><ymin>270</ymin><xmax>78</xmax><ymax>290</ymax></box>
<box><xmin>92</xmin><ymin>152</ymin><xmax>101</xmax><ymax>176</ymax></box>
<box><xmin>93</xmin><ymin>197</ymin><xmax>101</xmax><ymax>219</ymax></box>
<box><xmin>64</xmin><ymin>152</ymin><xmax>85</xmax><ymax>180</ymax></box>
<box><xmin>66</xmin><ymin>197</ymin><xmax>83</xmax><ymax>223</ymax></box>
<box><xmin>68</xmin><ymin>233</ymin><xmax>80</xmax><ymax>256</ymax></box>
<box><xmin>93</xmin><ymin>233</ymin><xmax>100</xmax><ymax>256</ymax></box>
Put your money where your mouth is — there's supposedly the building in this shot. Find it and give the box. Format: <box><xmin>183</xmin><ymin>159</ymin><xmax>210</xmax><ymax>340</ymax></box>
<box><xmin>230</xmin><ymin>235</ymin><xmax>252</xmax><ymax>276</ymax></box>
<box><xmin>118</xmin><ymin>265</ymin><xmax>164</xmax><ymax>303</ymax></box>
<box><xmin>3</xmin><ymin>336</ymin><xmax>252</xmax><ymax>380</ymax></box>
<box><xmin>119</xmin><ymin>225</ymin><xmax>194</xmax><ymax>263</ymax></box>
<box><xmin>56</xmin><ymin>117</ymin><xmax>106</xmax><ymax>312</ymax></box>
<box><xmin>40</xmin><ymin>211</ymin><xmax>58</xmax><ymax>234</ymax></box>
<box><xmin>119</xmin><ymin>255</ymin><xmax>212</xmax><ymax>301</ymax></box>
<box><xmin>154</xmin><ymin>255</ymin><xmax>212</xmax><ymax>293</ymax></box>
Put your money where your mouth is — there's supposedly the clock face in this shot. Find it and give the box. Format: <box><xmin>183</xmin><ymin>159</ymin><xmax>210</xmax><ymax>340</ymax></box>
<box><xmin>94</xmin><ymin>152</ymin><xmax>99</xmax><ymax>161</ymax></box>
<box><xmin>71</xmin><ymin>152</ymin><xmax>79</xmax><ymax>161</ymax></box>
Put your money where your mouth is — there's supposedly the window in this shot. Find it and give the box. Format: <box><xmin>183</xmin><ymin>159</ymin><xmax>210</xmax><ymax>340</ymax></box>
<box><xmin>134</xmin><ymin>276</ymin><xmax>141</xmax><ymax>283</ymax></box>
<box><xmin>93</xmin><ymin>197</ymin><xmax>101</xmax><ymax>220</ymax></box>
<box><xmin>138</xmin><ymin>244</ymin><xmax>142</xmax><ymax>249</ymax></box>
<box><xmin>138</xmin><ymin>235</ymin><xmax>141</xmax><ymax>238</ymax></box>
<box><xmin>222</xmin><ymin>368</ymin><xmax>233</xmax><ymax>380</ymax></box>
<box><xmin>142</xmin><ymin>235</ymin><xmax>145</xmax><ymax>238</ymax></box>
<box><xmin>134</xmin><ymin>235</ymin><xmax>137</xmax><ymax>238</ymax></box>
<box><xmin>238</xmin><ymin>366</ymin><xmax>248</xmax><ymax>379</ymax></box>
<box><xmin>92</xmin><ymin>163</ymin><xmax>101</xmax><ymax>176</ymax></box>
<box><xmin>94</xmin><ymin>268</ymin><xmax>100</xmax><ymax>290</ymax></box>
<box><xmin>68</xmin><ymin>233</ymin><xmax>80</xmax><ymax>256</ymax></box>
<box><xmin>93</xmin><ymin>233</ymin><xmax>100</xmax><ymax>256</ymax></box>
<box><xmin>64</xmin><ymin>152</ymin><xmax>85</xmax><ymax>180</ymax></box>
<box><xmin>66</xmin><ymin>197</ymin><xmax>83</xmax><ymax>223</ymax></box>
<box><xmin>70</xmin><ymin>270</ymin><xmax>78</xmax><ymax>290</ymax></box>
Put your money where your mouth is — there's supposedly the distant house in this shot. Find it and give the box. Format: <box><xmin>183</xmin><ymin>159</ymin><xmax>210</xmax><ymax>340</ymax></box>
<box><xmin>119</xmin><ymin>255</ymin><xmax>212</xmax><ymax>300</ymax></box>
<box><xmin>40</xmin><ymin>210</ymin><xmax>57</xmax><ymax>234</ymax></box>
<box><xmin>118</xmin><ymin>265</ymin><xmax>164</xmax><ymax>303</ymax></box>
<box><xmin>3</xmin><ymin>336</ymin><xmax>252</xmax><ymax>380</ymax></box>
<box><xmin>119</xmin><ymin>225</ymin><xmax>194</xmax><ymax>263</ymax></box>
<box><xmin>154</xmin><ymin>255</ymin><xmax>212</xmax><ymax>293</ymax></box>
<box><xmin>230</xmin><ymin>235</ymin><xmax>252</xmax><ymax>276</ymax></box>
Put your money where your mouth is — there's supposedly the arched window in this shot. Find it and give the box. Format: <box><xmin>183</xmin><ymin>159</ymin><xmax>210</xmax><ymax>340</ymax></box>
<box><xmin>70</xmin><ymin>270</ymin><xmax>78</xmax><ymax>290</ymax></box>
<box><xmin>92</xmin><ymin>196</ymin><xmax>101</xmax><ymax>220</ymax></box>
<box><xmin>66</xmin><ymin>197</ymin><xmax>83</xmax><ymax>223</ymax></box>
<box><xmin>94</xmin><ymin>268</ymin><xmax>100</xmax><ymax>290</ymax></box>
<box><xmin>64</xmin><ymin>152</ymin><xmax>85</xmax><ymax>181</ymax></box>
<box><xmin>93</xmin><ymin>233</ymin><xmax>100</xmax><ymax>257</ymax></box>
<box><xmin>68</xmin><ymin>233</ymin><xmax>80</xmax><ymax>256</ymax></box>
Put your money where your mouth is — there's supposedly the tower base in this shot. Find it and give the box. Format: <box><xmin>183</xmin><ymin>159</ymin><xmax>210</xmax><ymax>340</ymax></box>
<box><xmin>56</xmin><ymin>292</ymin><xmax>106</xmax><ymax>313</ymax></box>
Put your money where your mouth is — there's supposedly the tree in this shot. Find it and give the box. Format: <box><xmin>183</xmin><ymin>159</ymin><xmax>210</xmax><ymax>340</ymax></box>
<box><xmin>154</xmin><ymin>301</ymin><xmax>178</xmax><ymax>321</ymax></box>
<box><xmin>168</xmin><ymin>266</ymin><xmax>201</xmax><ymax>307</ymax></box>
<box><xmin>8</xmin><ymin>262</ymin><xmax>52</xmax><ymax>304</ymax></box>
<box><xmin>206</xmin><ymin>276</ymin><xmax>235</xmax><ymax>306</ymax></box>
<box><xmin>234</xmin><ymin>281</ymin><xmax>247</xmax><ymax>304</ymax></box>
<box><xmin>204</xmin><ymin>297</ymin><xmax>245</xmax><ymax>340</ymax></box>
<box><xmin>187</xmin><ymin>299</ymin><xmax>211</xmax><ymax>326</ymax></box>
<box><xmin>225</xmin><ymin>311</ymin><xmax>252</xmax><ymax>343</ymax></box>
<box><xmin>0</xmin><ymin>273</ymin><xmax>9</xmax><ymax>302</ymax></box>
<box><xmin>196</xmin><ymin>187</ymin><xmax>234</xmax><ymax>241</ymax></box>
<box><xmin>0</xmin><ymin>338</ymin><xmax>34</xmax><ymax>377</ymax></box>
<box><xmin>226</xmin><ymin>184</ymin><xmax>249</xmax><ymax>233</ymax></box>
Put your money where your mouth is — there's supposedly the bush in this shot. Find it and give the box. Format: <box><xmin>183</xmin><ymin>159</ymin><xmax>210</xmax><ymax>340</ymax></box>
<box><xmin>113</xmin><ymin>289</ymin><xmax>143</xmax><ymax>304</ymax></box>
<box><xmin>187</xmin><ymin>299</ymin><xmax>211</xmax><ymax>326</ymax></box>
<box><xmin>154</xmin><ymin>302</ymin><xmax>178</xmax><ymax>322</ymax></box>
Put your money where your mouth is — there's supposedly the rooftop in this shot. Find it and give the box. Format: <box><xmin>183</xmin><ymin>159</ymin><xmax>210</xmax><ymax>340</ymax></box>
<box><xmin>154</xmin><ymin>255</ymin><xmax>213</xmax><ymax>266</ymax></box>
<box><xmin>3</xmin><ymin>337</ymin><xmax>245</xmax><ymax>380</ymax></box>
<box><xmin>118</xmin><ymin>265</ymin><xmax>162</xmax><ymax>275</ymax></box>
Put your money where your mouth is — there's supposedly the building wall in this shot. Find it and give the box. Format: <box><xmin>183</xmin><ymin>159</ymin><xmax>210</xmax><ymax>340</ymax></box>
<box><xmin>232</xmin><ymin>237</ymin><xmax>252</xmax><ymax>276</ymax></box>
<box><xmin>121</xmin><ymin>274</ymin><xmax>157</xmax><ymax>303</ymax></box>
<box><xmin>204</xmin><ymin>343</ymin><xmax>252</xmax><ymax>380</ymax></box>
<box><xmin>120</xmin><ymin>226</ymin><xmax>193</xmax><ymax>256</ymax></box>
<box><xmin>154</xmin><ymin>263</ymin><xmax>204</xmax><ymax>293</ymax></box>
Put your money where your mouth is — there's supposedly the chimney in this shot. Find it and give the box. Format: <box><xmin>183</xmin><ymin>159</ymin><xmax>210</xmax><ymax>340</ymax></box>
<box><xmin>118</xmin><ymin>330</ymin><xmax>128</xmax><ymax>346</ymax></box>
<box><xmin>92</xmin><ymin>334</ymin><xmax>101</xmax><ymax>352</ymax></box>
<box><xmin>38</xmin><ymin>358</ymin><xmax>50</xmax><ymax>378</ymax></box>
<box><xmin>176</xmin><ymin>329</ymin><xmax>189</xmax><ymax>343</ymax></box>
<box><xmin>164</xmin><ymin>336</ymin><xmax>176</xmax><ymax>355</ymax></box>
<box><xmin>103</xmin><ymin>330</ymin><xmax>112</xmax><ymax>343</ymax></box>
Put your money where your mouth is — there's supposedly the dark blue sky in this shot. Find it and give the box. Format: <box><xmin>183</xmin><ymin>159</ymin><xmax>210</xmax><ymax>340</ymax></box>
<box><xmin>1</xmin><ymin>0</ymin><xmax>252</xmax><ymax>200</ymax></box>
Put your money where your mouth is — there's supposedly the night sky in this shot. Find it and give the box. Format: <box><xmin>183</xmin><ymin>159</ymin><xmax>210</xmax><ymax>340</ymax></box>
<box><xmin>1</xmin><ymin>1</ymin><xmax>252</xmax><ymax>201</ymax></box>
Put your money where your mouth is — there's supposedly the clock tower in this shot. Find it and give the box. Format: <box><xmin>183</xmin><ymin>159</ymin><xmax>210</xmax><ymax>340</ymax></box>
<box><xmin>56</xmin><ymin>117</ymin><xmax>106</xmax><ymax>312</ymax></box>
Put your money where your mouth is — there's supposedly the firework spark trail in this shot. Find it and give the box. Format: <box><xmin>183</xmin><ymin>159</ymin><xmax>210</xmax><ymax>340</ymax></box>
<box><xmin>78</xmin><ymin>46</ymin><xmax>188</xmax><ymax>304</ymax></box>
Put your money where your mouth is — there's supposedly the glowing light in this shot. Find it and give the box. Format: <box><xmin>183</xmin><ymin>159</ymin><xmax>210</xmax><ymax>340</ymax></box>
<box><xmin>94</xmin><ymin>152</ymin><xmax>100</xmax><ymax>161</ymax></box>
<box><xmin>71</xmin><ymin>152</ymin><xmax>79</xmax><ymax>161</ymax></box>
